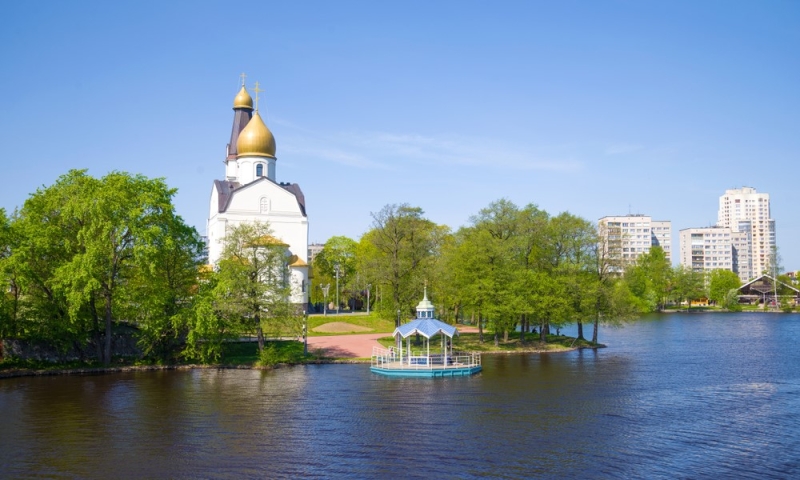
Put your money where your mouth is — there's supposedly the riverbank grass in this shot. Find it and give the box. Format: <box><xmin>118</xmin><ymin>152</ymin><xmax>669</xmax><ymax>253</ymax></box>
<box><xmin>306</xmin><ymin>313</ymin><xmax>395</xmax><ymax>336</ymax></box>
<box><xmin>377</xmin><ymin>332</ymin><xmax>600</xmax><ymax>353</ymax></box>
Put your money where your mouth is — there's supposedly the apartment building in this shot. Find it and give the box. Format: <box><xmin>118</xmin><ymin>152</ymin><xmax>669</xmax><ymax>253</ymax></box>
<box><xmin>718</xmin><ymin>187</ymin><xmax>776</xmax><ymax>280</ymax></box>
<box><xmin>598</xmin><ymin>215</ymin><xmax>672</xmax><ymax>271</ymax></box>
<box><xmin>679</xmin><ymin>227</ymin><xmax>735</xmax><ymax>273</ymax></box>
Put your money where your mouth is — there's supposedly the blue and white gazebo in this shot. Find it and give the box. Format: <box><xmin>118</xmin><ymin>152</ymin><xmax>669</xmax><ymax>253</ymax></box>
<box><xmin>371</xmin><ymin>289</ymin><xmax>481</xmax><ymax>377</ymax></box>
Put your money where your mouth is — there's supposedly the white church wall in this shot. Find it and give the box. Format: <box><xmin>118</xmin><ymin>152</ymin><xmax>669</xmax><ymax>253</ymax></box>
<box><xmin>225</xmin><ymin>159</ymin><xmax>238</xmax><ymax>180</ymax></box>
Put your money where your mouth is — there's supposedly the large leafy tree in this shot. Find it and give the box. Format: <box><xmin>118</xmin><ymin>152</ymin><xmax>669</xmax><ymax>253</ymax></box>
<box><xmin>673</xmin><ymin>266</ymin><xmax>705</xmax><ymax>309</ymax></box>
<box><xmin>623</xmin><ymin>246</ymin><xmax>673</xmax><ymax>313</ymax></box>
<box><xmin>182</xmin><ymin>270</ymin><xmax>230</xmax><ymax>363</ymax></box>
<box><xmin>359</xmin><ymin>204</ymin><xmax>439</xmax><ymax>318</ymax></box>
<box><xmin>5</xmin><ymin>170</ymin><xmax>201</xmax><ymax>364</ymax></box>
<box><xmin>707</xmin><ymin>269</ymin><xmax>741</xmax><ymax>306</ymax></box>
<box><xmin>638</xmin><ymin>246</ymin><xmax>673</xmax><ymax>310</ymax></box>
<box><xmin>7</xmin><ymin>171</ymin><xmax>95</xmax><ymax>355</ymax></box>
<box><xmin>213</xmin><ymin>221</ymin><xmax>293</xmax><ymax>352</ymax></box>
<box><xmin>498</xmin><ymin>202</ymin><xmax>550</xmax><ymax>342</ymax></box>
<box><xmin>544</xmin><ymin>212</ymin><xmax>597</xmax><ymax>340</ymax></box>
<box><xmin>118</xmin><ymin>214</ymin><xmax>203</xmax><ymax>361</ymax></box>
<box><xmin>450</xmin><ymin>225</ymin><xmax>516</xmax><ymax>344</ymax></box>
<box><xmin>60</xmin><ymin>171</ymin><xmax>198</xmax><ymax>364</ymax></box>
<box><xmin>312</xmin><ymin>236</ymin><xmax>358</xmax><ymax>310</ymax></box>
<box><xmin>467</xmin><ymin>200</ymin><xmax>522</xmax><ymax>344</ymax></box>
<box><xmin>0</xmin><ymin>208</ymin><xmax>19</xmax><ymax>342</ymax></box>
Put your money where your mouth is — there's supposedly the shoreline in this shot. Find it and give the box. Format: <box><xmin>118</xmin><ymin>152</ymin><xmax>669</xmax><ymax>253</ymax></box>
<box><xmin>0</xmin><ymin>344</ymin><xmax>604</xmax><ymax>380</ymax></box>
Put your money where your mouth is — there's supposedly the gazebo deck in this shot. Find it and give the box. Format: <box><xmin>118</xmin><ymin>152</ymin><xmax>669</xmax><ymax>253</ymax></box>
<box><xmin>370</xmin><ymin>347</ymin><xmax>482</xmax><ymax>377</ymax></box>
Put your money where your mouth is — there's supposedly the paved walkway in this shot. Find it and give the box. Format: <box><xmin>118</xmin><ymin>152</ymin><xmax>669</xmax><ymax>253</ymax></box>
<box><xmin>306</xmin><ymin>325</ymin><xmax>480</xmax><ymax>358</ymax></box>
<box><xmin>306</xmin><ymin>333</ymin><xmax>385</xmax><ymax>358</ymax></box>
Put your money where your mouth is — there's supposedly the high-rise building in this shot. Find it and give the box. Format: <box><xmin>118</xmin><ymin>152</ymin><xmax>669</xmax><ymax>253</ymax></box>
<box><xmin>308</xmin><ymin>243</ymin><xmax>324</xmax><ymax>264</ymax></box>
<box><xmin>679</xmin><ymin>227</ymin><xmax>736</xmax><ymax>273</ymax></box>
<box><xmin>598</xmin><ymin>215</ymin><xmax>672</xmax><ymax>271</ymax></box>
<box><xmin>717</xmin><ymin>187</ymin><xmax>776</xmax><ymax>280</ymax></box>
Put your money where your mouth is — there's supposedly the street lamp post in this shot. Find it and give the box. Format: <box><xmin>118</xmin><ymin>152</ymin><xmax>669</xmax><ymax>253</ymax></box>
<box><xmin>303</xmin><ymin>311</ymin><xmax>308</xmax><ymax>355</ymax></box>
<box><xmin>366</xmin><ymin>284</ymin><xmax>372</xmax><ymax>314</ymax></box>
<box><xmin>334</xmin><ymin>263</ymin><xmax>341</xmax><ymax>315</ymax></box>
<box><xmin>320</xmin><ymin>283</ymin><xmax>330</xmax><ymax>316</ymax></box>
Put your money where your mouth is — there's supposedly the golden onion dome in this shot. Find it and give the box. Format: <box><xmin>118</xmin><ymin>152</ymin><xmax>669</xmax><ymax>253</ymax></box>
<box><xmin>236</xmin><ymin>112</ymin><xmax>276</xmax><ymax>158</ymax></box>
<box><xmin>233</xmin><ymin>85</ymin><xmax>254</xmax><ymax>110</ymax></box>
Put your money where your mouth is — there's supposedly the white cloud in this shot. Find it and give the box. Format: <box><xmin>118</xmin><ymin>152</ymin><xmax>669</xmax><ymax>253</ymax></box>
<box><xmin>279</xmin><ymin>124</ymin><xmax>582</xmax><ymax>172</ymax></box>
<box><xmin>605</xmin><ymin>143</ymin><xmax>644</xmax><ymax>155</ymax></box>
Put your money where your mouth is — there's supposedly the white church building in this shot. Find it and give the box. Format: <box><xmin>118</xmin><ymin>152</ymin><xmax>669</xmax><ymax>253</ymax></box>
<box><xmin>206</xmin><ymin>80</ymin><xmax>309</xmax><ymax>309</ymax></box>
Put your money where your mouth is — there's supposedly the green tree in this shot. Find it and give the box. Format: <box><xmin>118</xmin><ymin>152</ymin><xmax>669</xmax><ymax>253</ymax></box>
<box><xmin>58</xmin><ymin>171</ymin><xmax>195</xmax><ymax>364</ymax></box>
<box><xmin>423</xmin><ymin>228</ymin><xmax>459</xmax><ymax>323</ymax></box>
<box><xmin>544</xmin><ymin>212</ymin><xmax>598</xmax><ymax>341</ymax></box>
<box><xmin>359</xmin><ymin>204</ymin><xmax>439</xmax><ymax>318</ymax></box>
<box><xmin>468</xmin><ymin>200</ymin><xmax>523</xmax><ymax>344</ymax></box>
<box><xmin>673</xmin><ymin>266</ymin><xmax>705</xmax><ymax>309</ymax></box>
<box><xmin>5</xmin><ymin>170</ymin><xmax>201</xmax><ymax>364</ymax></box>
<box><xmin>312</xmin><ymin>236</ymin><xmax>358</xmax><ymax>310</ymax></box>
<box><xmin>707</xmin><ymin>269</ymin><xmax>741</xmax><ymax>307</ymax></box>
<box><xmin>0</xmin><ymin>208</ymin><xmax>19</xmax><ymax>342</ymax></box>
<box><xmin>119</xmin><ymin>216</ymin><xmax>203</xmax><ymax>361</ymax></box>
<box><xmin>622</xmin><ymin>247</ymin><xmax>673</xmax><ymax>312</ymax></box>
<box><xmin>639</xmin><ymin>246</ymin><xmax>673</xmax><ymax>310</ymax></box>
<box><xmin>182</xmin><ymin>271</ymin><xmax>232</xmax><ymax>363</ymax></box>
<box><xmin>585</xmin><ymin>224</ymin><xmax>632</xmax><ymax>344</ymax></box>
<box><xmin>510</xmin><ymin>203</ymin><xmax>550</xmax><ymax>341</ymax></box>
<box><xmin>7</xmin><ymin>171</ymin><xmax>96</xmax><ymax>356</ymax></box>
<box><xmin>214</xmin><ymin>222</ymin><xmax>293</xmax><ymax>352</ymax></box>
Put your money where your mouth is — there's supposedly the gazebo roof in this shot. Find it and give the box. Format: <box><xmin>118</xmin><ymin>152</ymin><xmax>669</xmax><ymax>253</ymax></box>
<box><xmin>739</xmin><ymin>274</ymin><xmax>800</xmax><ymax>295</ymax></box>
<box><xmin>393</xmin><ymin>318</ymin><xmax>458</xmax><ymax>340</ymax></box>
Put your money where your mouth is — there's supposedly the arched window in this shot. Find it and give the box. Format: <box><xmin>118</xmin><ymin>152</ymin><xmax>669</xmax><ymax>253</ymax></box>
<box><xmin>260</xmin><ymin>197</ymin><xmax>269</xmax><ymax>213</ymax></box>
<box><xmin>256</xmin><ymin>164</ymin><xmax>264</xmax><ymax>177</ymax></box>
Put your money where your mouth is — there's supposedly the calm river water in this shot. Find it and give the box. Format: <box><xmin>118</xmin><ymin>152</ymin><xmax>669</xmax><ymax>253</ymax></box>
<box><xmin>2</xmin><ymin>312</ymin><xmax>800</xmax><ymax>479</ymax></box>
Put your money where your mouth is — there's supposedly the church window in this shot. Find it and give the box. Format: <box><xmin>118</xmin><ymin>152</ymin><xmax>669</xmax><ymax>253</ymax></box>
<box><xmin>260</xmin><ymin>197</ymin><xmax>269</xmax><ymax>213</ymax></box>
<box><xmin>256</xmin><ymin>164</ymin><xmax>263</xmax><ymax>177</ymax></box>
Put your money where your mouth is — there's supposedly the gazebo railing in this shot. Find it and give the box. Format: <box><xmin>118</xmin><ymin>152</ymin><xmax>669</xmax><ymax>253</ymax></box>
<box><xmin>371</xmin><ymin>346</ymin><xmax>481</xmax><ymax>370</ymax></box>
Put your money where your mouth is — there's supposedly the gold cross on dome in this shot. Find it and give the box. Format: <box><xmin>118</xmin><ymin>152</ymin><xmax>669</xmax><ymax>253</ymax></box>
<box><xmin>253</xmin><ymin>81</ymin><xmax>264</xmax><ymax>111</ymax></box>
<box><xmin>239</xmin><ymin>72</ymin><xmax>247</xmax><ymax>86</ymax></box>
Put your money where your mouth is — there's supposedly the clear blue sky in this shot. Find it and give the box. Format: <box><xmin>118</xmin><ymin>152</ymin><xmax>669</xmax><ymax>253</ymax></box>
<box><xmin>1</xmin><ymin>1</ymin><xmax>798</xmax><ymax>268</ymax></box>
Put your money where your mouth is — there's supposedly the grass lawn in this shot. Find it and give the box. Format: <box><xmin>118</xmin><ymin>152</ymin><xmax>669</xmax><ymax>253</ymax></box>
<box><xmin>306</xmin><ymin>312</ymin><xmax>395</xmax><ymax>336</ymax></box>
<box><xmin>377</xmin><ymin>332</ymin><xmax>600</xmax><ymax>353</ymax></box>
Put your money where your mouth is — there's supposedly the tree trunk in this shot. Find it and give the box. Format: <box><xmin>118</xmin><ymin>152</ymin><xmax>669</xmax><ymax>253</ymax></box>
<box><xmin>256</xmin><ymin>314</ymin><xmax>264</xmax><ymax>351</ymax></box>
<box><xmin>104</xmin><ymin>292</ymin><xmax>113</xmax><ymax>365</ymax></box>
<box><xmin>494</xmin><ymin>332</ymin><xmax>499</xmax><ymax>347</ymax></box>
<box><xmin>519</xmin><ymin>315</ymin><xmax>525</xmax><ymax>342</ymax></box>
<box><xmin>90</xmin><ymin>294</ymin><xmax>102</xmax><ymax>362</ymax></box>
<box><xmin>478</xmin><ymin>313</ymin><xmax>484</xmax><ymax>343</ymax></box>
<box><xmin>592</xmin><ymin>316</ymin><xmax>599</xmax><ymax>344</ymax></box>
<box><xmin>576</xmin><ymin>320</ymin><xmax>584</xmax><ymax>340</ymax></box>
<box><xmin>540</xmin><ymin>321</ymin><xmax>547</xmax><ymax>342</ymax></box>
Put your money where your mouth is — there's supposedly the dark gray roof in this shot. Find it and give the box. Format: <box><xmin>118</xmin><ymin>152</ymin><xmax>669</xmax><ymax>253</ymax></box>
<box><xmin>280</xmin><ymin>182</ymin><xmax>307</xmax><ymax>216</ymax></box>
<box><xmin>214</xmin><ymin>180</ymin><xmax>240</xmax><ymax>213</ymax></box>
<box><xmin>227</xmin><ymin>109</ymin><xmax>253</xmax><ymax>160</ymax></box>
<box><xmin>213</xmin><ymin>178</ymin><xmax>307</xmax><ymax>217</ymax></box>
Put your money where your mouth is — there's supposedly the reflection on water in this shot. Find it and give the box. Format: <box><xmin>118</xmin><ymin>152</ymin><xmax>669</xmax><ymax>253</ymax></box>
<box><xmin>2</xmin><ymin>313</ymin><xmax>799</xmax><ymax>478</ymax></box>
